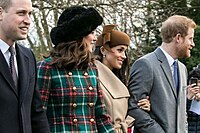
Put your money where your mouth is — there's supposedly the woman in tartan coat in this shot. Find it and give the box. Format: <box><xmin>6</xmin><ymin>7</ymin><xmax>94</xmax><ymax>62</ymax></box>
<box><xmin>37</xmin><ymin>6</ymin><xmax>114</xmax><ymax>133</ymax></box>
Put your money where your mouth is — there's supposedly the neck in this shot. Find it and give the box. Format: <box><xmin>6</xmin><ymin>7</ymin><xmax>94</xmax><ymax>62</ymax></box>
<box><xmin>102</xmin><ymin>59</ymin><xmax>113</xmax><ymax>71</ymax></box>
<box><xmin>161</xmin><ymin>42</ymin><xmax>178</xmax><ymax>60</ymax></box>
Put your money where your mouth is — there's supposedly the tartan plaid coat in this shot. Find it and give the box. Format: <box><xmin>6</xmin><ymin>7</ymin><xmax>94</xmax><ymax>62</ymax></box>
<box><xmin>37</xmin><ymin>57</ymin><xmax>114</xmax><ymax>133</ymax></box>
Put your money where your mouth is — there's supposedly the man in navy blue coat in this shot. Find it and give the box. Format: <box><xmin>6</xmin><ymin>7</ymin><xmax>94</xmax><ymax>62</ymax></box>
<box><xmin>0</xmin><ymin>0</ymin><xmax>50</xmax><ymax>132</ymax></box>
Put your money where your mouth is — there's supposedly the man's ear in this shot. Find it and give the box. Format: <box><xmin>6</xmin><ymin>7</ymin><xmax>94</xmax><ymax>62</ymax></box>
<box><xmin>175</xmin><ymin>33</ymin><xmax>183</xmax><ymax>43</ymax></box>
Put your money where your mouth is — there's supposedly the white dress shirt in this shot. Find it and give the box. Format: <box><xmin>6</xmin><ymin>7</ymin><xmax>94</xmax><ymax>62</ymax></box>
<box><xmin>0</xmin><ymin>39</ymin><xmax>18</xmax><ymax>76</ymax></box>
<box><xmin>160</xmin><ymin>47</ymin><xmax>177</xmax><ymax>76</ymax></box>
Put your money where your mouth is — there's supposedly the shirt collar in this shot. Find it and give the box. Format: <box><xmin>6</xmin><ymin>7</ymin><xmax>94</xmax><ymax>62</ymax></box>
<box><xmin>159</xmin><ymin>47</ymin><xmax>176</xmax><ymax>67</ymax></box>
<box><xmin>0</xmin><ymin>39</ymin><xmax>16</xmax><ymax>54</ymax></box>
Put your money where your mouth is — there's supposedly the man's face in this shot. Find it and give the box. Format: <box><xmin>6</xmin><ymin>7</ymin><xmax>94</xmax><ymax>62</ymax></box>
<box><xmin>177</xmin><ymin>27</ymin><xmax>195</xmax><ymax>58</ymax></box>
<box><xmin>0</xmin><ymin>0</ymin><xmax>32</xmax><ymax>45</ymax></box>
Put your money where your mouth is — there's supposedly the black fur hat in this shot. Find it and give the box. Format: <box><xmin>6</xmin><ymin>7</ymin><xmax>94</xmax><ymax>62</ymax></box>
<box><xmin>50</xmin><ymin>6</ymin><xmax>103</xmax><ymax>46</ymax></box>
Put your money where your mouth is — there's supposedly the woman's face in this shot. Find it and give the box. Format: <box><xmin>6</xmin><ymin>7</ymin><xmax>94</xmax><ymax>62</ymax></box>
<box><xmin>85</xmin><ymin>30</ymin><xmax>97</xmax><ymax>52</ymax></box>
<box><xmin>101</xmin><ymin>45</ymin><xmax>128</xmax><ymax>70</ymax></box>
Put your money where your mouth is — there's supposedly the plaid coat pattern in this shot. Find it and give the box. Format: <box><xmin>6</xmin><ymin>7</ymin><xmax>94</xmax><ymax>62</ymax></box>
<box><xmin>37</xmin><ymin>57</ymin><xmax>114</xmax><ymax>133</ymax></box>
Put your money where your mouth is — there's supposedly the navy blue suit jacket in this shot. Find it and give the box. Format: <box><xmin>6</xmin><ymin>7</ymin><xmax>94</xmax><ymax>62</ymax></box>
<box><xmin>0</xmin><ymin>44</ymin><xmax>50</xmax><ymax>133</ymax></box>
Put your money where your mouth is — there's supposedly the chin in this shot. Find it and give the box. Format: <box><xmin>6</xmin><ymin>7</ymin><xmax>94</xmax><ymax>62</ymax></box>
<box><xmin>186</xmin><ymin>52</ymin><xmax>191</xmax><ymax>58</ymax></box>
<box><xmin>115</xmin><ymin>65</ymin><xmax>122</xmax><ymax>69</ymax></box>
<box><xmin>184</xmin><ymin>54</ymin><xmax>191</xmax><ymax>58</ymax></box>
<box><xmin>18</xmin><ymin>35</ymin><xmax>28</xmax><ymax>40</ymax></box>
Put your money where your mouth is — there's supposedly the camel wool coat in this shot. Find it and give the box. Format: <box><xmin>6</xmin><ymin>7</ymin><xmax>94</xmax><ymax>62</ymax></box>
<box><xmin>95</xmin><ymin>60</ymin><xmax>134</xmax><ymax>133</ymax></box>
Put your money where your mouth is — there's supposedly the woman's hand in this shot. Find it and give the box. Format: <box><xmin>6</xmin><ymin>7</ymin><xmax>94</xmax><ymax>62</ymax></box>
<box><xmin>187</xmin><ymin>84</ymin><xmax>199</xmax><ymax>100</ymax></box>
<box><xmin>195</xmin><ymin>93</ymin><xmax>200</xmax><ymax>101</ymax></box>
<box><xmin>137</xmin><ymin>96</ymin><xmax>150</xmax><ymax>112</ymax></box>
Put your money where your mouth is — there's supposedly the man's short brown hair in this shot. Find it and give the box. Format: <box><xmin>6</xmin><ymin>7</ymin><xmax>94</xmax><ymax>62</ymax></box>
<box><xmin>161</xmin><ymin>15</ymin><xmax>196</xmax><ymax>43</ymax></box>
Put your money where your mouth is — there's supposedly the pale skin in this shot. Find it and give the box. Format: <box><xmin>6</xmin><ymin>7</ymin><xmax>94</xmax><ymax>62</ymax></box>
<box><xmin>188</xmin><ymin>80</ymin><xmax>200</xmax><ymax>100</ymax></box>
<box><xmin>84</xmin><ymin>30</ymin><xmax>97</xmax><ymax>52</ymax></box>
<box><xmin>161</xmin><ymin>27</ymin><xmax>196</xmax><ymax>100</ymax></box>
<box><xmin>0</xmin><ymin>0</ymin><xmax>32</xmax><ymax>46</ymax></box>
<box><xmin>195</xmin><ymin>92</ymin><xmax>200</xmax><ymax>100</ymax></box>
<box><xmin>100</xmin><ymin>45</ymin><xmax>150</xmax><ymax>111</ymax></box>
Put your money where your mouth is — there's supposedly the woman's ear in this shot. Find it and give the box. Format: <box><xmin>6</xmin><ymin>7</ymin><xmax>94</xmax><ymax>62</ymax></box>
<box><xmin>100</xmin><ymin>46</ymin><xmax>105</xmax><ymax>55</ymax></box>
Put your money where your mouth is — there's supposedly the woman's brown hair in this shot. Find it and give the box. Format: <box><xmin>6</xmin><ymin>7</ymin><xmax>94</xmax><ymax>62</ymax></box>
<box><xmin>50</xmin><ymin>38</ymin><xmax>93</xmax><ymax>70</ymax></box>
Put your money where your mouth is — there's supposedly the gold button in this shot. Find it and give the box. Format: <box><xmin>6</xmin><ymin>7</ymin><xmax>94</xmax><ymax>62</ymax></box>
<box><xmin>88</xmin><ymin>103</ymin><xmax>94</xmax><ymax>107</ymax></box>
<box><xmin>88</xmin><ymin>86</ymin><xmax>93</xmax><ymax>91</ymax></box>
<box><xmin>83</xmin><ymin>72</ymin><xmax>88</xmax><ymax>76</ymax></box>
<box><xmin>68</xmin><ymin>72</ymin><xmax>72</xmax><ymax>76</ymax></box>
<box><xmin>42</xmin><ymin>106</ymin><xmax>46</xmax><ymax>110</ymax></box>
<box><xmin>72</xmin><ymin>86</ymin><xmax>77</xmax><ymax>91</ymax></box>
<box><xmin>73</xmin><ymin>118</ymin><xmax>78</xmax><ymax>123</ymax></box>
<box><xmin>72</xmin><ymin>103</ymin><xmax>77</xmax><ymax>108</ymax></box>
<box><xmin>90</xmin><ymin>118</ymin><xmax>95</xmax><ymax>123</ymax></box>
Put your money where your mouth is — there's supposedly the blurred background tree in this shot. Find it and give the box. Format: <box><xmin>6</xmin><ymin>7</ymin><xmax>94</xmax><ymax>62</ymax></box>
<box><xmin>20</xmin><ymin>0</ymin><xmax>200</xmax><ymax>73</ymax></box>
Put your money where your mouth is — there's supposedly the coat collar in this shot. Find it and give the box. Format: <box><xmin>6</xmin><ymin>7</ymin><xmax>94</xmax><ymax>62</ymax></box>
<box><xmin>0</xmin><ymin>44</ymin><xmax>30</xmax><ymax>100</ymax></box>
<box><xmin>15</xmin><ymin>44</ymin><xmax>30</xmax><ymax>104</ymax></box>
<box><xmin>95</xmin><ymin>60</ymin><xmax>130</xmax><ymax>98</ymax></box>
<box><xmin>154</xmin><ymin>48</ymin><xmax>178</xmax><ymax>98</ymax></box>
<box><xmin>0</xmin><ymin>49</ymin><xmax>18</xmax><ymax>95</ymax></box>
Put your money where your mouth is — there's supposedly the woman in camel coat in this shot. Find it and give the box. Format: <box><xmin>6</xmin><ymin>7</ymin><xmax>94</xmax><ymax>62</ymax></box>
<box><xmin>94</xmin><ymin>25</ymin><xmax>150</xmax><ymax>133</ymax></box>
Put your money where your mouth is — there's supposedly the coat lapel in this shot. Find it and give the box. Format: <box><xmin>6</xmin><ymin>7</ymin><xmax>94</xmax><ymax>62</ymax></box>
<box><xmin>16</xmin><ymin>44</ymin><xmax>29</xmax><ymax>104</ymax></box>
<box><xmin>95</xmin><ymin>60</ymin><xmax>130</xmax><ymax>98</ymax></box>
<box><xmin>154</xmin><ymin>48</ymin><xmax>177</xmax><ymax>98</ymax></box>
<box><xmin>177</xmin><ymin>62</ymin><xmax>187</xmax><ymax>97</ymax></box>
<box><xmin>0</xmin><ymin>50</ymin><xmax>18</xmax><ymax>96</ymax></box>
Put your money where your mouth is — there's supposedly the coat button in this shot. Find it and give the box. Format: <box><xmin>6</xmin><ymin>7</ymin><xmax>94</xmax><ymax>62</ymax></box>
<box><xmin>68</xmin><ymin>72</ymin><xmax>72</xmax><ymax>76</ymax></box>
<box><xmin>88</xmin><ymin>86</ymin><xmax>93</xmax><ymax>91</ymax></box>
<box><xmin>88</xmin><ymin>103</ymin><xmax>94</xmax><ymax>107</ymax></box>
<box><xmin>90</xmin><ymin>118</ymin><xmax>95</xmax><ymax>123</ymax></box>
<box><xmin>72</xmin><ymin>86</ymin><xmax>77</xmax><ymax>91</ymax></box>
<box><xmin>42</xmin><ymin>106</ymin><xmax>46</xmax><ymax>110</ymax></box>
<box><xmin>83</xmin><ymin>72</ymin><xmax>88</xmax><ymax>76</ymax></box>
<box><xmin>73</xmin><ymin>118</ymin><xmax>78</xmax><ymax>123</ymax></box>
<box><xmin>72</xmin><ymin>103</ymin><xmax>77</xmax><ymax>108</ymax></box>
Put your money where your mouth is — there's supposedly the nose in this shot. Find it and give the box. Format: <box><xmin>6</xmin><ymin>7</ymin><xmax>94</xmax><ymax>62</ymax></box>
<box><xmin>24</xmin><ymin>14</ymin><xmax>31</xmax><ymax>25</ymax></box>
<box><xmin>191</xmin><ymin>42</ymin><xmax>195</xmax><ymax>47</ymax></box>
<box><xmin>122</xmin><ymin>52</ymin><xmax>126</xmax><ymax>59</ymax></box>
<box><xmin>93</xmin><ymin>35</ymin><xmax>97</xmax><ymax>41</ymax></box>
<box><xmin>92</xmin><ymin>35</ymin><xmax>97</xmax><ymax>45</ymax></box>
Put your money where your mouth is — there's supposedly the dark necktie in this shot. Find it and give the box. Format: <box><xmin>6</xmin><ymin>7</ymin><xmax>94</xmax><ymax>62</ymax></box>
<box><xmin>9</xmin><ymin>46</ymin><xmax>18</xmax><ymax>88</ymax></box>
<box><xmin>173</xmin><ymin>61</ymin><xmax>179</xmax><ymax>93</ymax></box>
